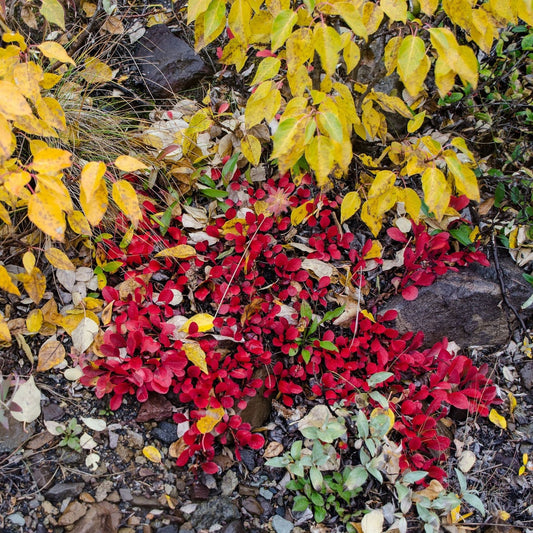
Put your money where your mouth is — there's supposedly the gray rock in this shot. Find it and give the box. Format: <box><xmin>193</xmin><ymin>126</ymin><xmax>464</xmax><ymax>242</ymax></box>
<box><xmin>242</xmin><ymin>496</ymin><xmax>263</xmax><ymax>515</ymax></box>
<box><xmin>7</xmin><ymin>512</ymin><xmax>26</xmax><ymax>526</ymax></box>
<box><xmin>156</xmin><ymin>526</ymin><xmax>179</xmax><ymax>533</ymax></box>
<box><xmin>220</xmin><ymin>519</ymin><xmax>246</xmax><ymax>533</ymax></box>
<box><xmin>519</xmin><ymin>362</ymin><xmax>533</xmax><ymax>390</ymax></box>
<box><xmin>152</xmin><ymin>421</ymin><xmax>178</xmax><ymax>444</ymax></box>
<box><xmin>0</xmin><ymin>415</ymin><xmax>35</xmax><ymax>452</ymax></box>
<box><xmin>221</xmin><ymin>469</ymin><xmax>239</xmax><ymax>496</ymax></box>
<box><xmin>259</xmin><ymin>488</ymin><xmax>273</xmax><ymax>500</ymax></box>
<box><xmin>119</xmin><ymin>488</ymin><xmax>133</xmax><ymax>502</ymax></box>
<box><xmin>382</xmin><ymin>256</ymin><xmax>533</xmax><ymax>348</ymax></box>
<box><xmin>190</xmin><ymin>496</ymin><xmax>240</xmax><ymax>529</ymax></box>
<box><xmin>271</xmin><ymin>515</ymin><xmax>294</xmax><ymax>533</ymax></box>
<box><xmin>45</xmin><ymin>482</ymin><xmax>85</xmax><ymax>503</ymax></box>
<box><xmin>133</xmin><ymin>24</ymin><xmax>210</xmax><ymax>99</ymax></box>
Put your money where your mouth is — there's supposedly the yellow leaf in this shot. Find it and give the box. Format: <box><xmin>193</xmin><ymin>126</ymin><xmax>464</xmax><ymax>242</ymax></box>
<box><xmin>442</xmin><ymin>0</ymin><xmax>473</xmax><ymax>29</ymax></box>
<box><xmin>445</xmin><ymin>154</ymin><xmax>480</xmax><ymax>201</ymax></box>
<box><xmin>0</xmin><ymin>114</ymin><xmax>15</xmax><ymax>161</ymax></box>
<box><xmin>198</xmin><ymin>0</ymin><xmax>226</xmax><ymax>49</ymax></box>
<box><xmin>0</xmin><ymin>314</ymin><xmax>12</xmax><ymax>344</ymax></box>
<box><xmin>332</xmin><ymin>2</ymin><xmax>367</xmax><ymax>39</ymax></box>
<box><xmin>400</xmin><ymin>188</ymin><xmax>422</xmax><ymax>223</ymax></box>
<box><xmin>451</xmin><ymin>137</ymin><xmax>475</xmax><ymax>162</ymax></box>
<box><xmin>489</xmin><ymin>408</ymin><xmax>507</xmax><ymax>429</ymax></box>
<box><xmin>271</xmin><ymin>9</ymin><xmax>298</xmax><ymax>51</ymax></box>
<box><xmin>251</xmin><ymin>57</ymin><xmax>281</xmax><ymax>86</ymax></box>
<box><xmin>40</xmin><ymin>0</ymin><xmax>65</xmax><ymax>29</ymax></box>
<box><xmin>508</xmin><ymin>392</ymin><xmax>517</xmax><ymax>415</ymax></box>
<box><xmin>419</xmin><ymin>0</ymin><xmax>439</xmax><ymax>15</ymax></box>
<box><xmin>197</xmin><ymin>406</ymin><xmax>225</xmax><ymax>434</ymax></box>
<box><xmin>434</xmin><ymin>57</ymin><xmax>456</xmax><ymax>97</ymax></box>
<box><xmin>313</xmin><ymin>23</ymin><xmax>342</xmax><ymax>77</ymax></box>
<box><xmin>36</xmin><ymin>339</ymin><xmax>66</xmax><ymax>371</ymax></box>
<box><xmin>37</xmin><ymin>41</ymin><xmax>75</xmax><ymax>65</ymax></box>
<box><xmin>27</xmin><ymin>191</ymin><xmax>66</xmax><ymax>241</ymax></box>
<box><xmin>112</xmin><ymin>180</ymin><xmax>142</xmax><ymax>228</ymax></box>
<box><xmin>370</xmin><ymin>407</ymin><xmax>395</xmax><ymax>435</ymax></box>
<box><xmin>2</xmin><ymin>32</ymin><xmax>27</xmax><ymax>51</ymax></box>
<box><xmin>343</xmin><ymin>38</ymin><xmax>360</xmax><ymax>74</ymax></box>
<box><xmin>142</xmin><ymin>445</ymin><xmax>162</xmax><ymax>463</ymax></box>
<box><xmin>32</xmin><ymin>147</ymin><xmax>72</xmax><ymax>174</ymax></box>
<box><xmin>0</xmin><ymin>265</ymin><xmax>20</xmax><ymax>296</ymax></box>
<box><xmin>363</xmin><ymin>2</ymin><xmax>384</xmax><ymax>34</ymax></box>
<box><xmin>340</xmin><ymin>191</ymin><xmax>361</xmax><ymax>223</ymax></box>
<box><xmin>516</xmin><ymin>0</ymin><xmax>533</xmax><ymax>25</ymax></box>
<box><xmin>23</xmin><ymin>251</ymin><xmax>36</xmax><ymax>274</ymax></box>
<box><xmin>381</xmin><ymin>0</ymin><xmax>407</xmax><ymax>22</ymax></box>
<box><xmin>455</xmin><ymin>45</ymin><xmax>479</xmax><ymax>89</ymax></box>
<box><xmin>498</xmin><ymin>510</ymin><xmax>511</xmax><ymax>521</ymax></box>
<box><xmin>364</xmin><ymin>240</ymin><xmax>382</xmax><ymax>259</ymax></box>
<box><xmin>245</xmin><ymin>81</ymin><xmax>281</xmax><ymax>129</ymax></box>
<box><xmin>41</xmin><ymin>72</ymin><xmax>62</xmax><ymax>90</ymax></box>
<box><xmin>80</xmin><ymin>180</ymin><xmax>108</xmax><ymax>227</ymax></box>
<box><xmin>0</xmin><ymin>202</ymin><xmax>11</xmax><ymax>225</ymax></box>
<box><xmin>187</xmin><ymin>0</ymin><xmax>211</xmax><ymax>23</ymax></box>
<box><xmin>286</xmin><ymin>27</ymin><xmax>314</xmax><ymax>72</ymax></box>
<box><xmin>180</xmin><ymin>313</ymin><xmax>215</xmax><ymax>333</ymax></box>
<box><xmin>67</xmin><ymin>210</ymin><xmax>93</xmax><ymax>236</ymax></box>
<box><xmin>287</xmin><ymin>64</ymin><xmax>312</xmax><ymax>97</ymax></box>
<box><xmin>422</xmin><ymin>167</ymin><xmax>450</xmax><ymax>221</ymax></box>
<box><xmin>155</xmin><ymin>245</ymin><xmax>197</xmax><ymax>259</ymax></box>
<box><xmin>183</xmin><ymin>342</ymin><xmax>208</xmax><ymax>374</ymax></box>
<box><xmin>114</xmin><ymin>155</ymin><xmax>148</xmax><ymax>172</ymax></box>
<box><xmin>271</xmin><ymin>116</ymin><xmax>309</xmax><ymax>174</ymax></box>
<box><xmin>26</xmin><ymin>309</ymin><xmax>43</xmax><ymax>333</ymax></box>
<box><xmin>17</xmin><ymin>268</ymin><xmax>47</xmax><ymax>304</ymax></box>
<box><xmin>241</xmin><ymin>134</ymin><xmax>262</xmax><ymax>166</ymax></box>
<box><xmin>81</xmin><ymin>161</ymin><xmax>106</xmax><ymax>199</ymax></box>
<box><xmin>305</xmin><ymin>135</ymin><xmax>334</xmax><ymax>188</ymax></box>
<box><xmin>36</xmin><ymin>96</ymin><xmax>67</xmax><ymax>132</ymax></box>
<box><xmin>0</xmin><ymin>80</ymin><xmax>32</xmax><ymax>116</ymax></box>
<box><xmin>2</xmin><ymin>170</ymin><xmax>30</xmax><ymax>198</ymax></box>
<box><xmin>79</xmin><ymin>57</ymin><xmax>113</xmax><ymax>84</ymax></box>
<box><xmin>13</xmin><ymin>62</ymin><xmax>43</xmax><ymax>103</ymax></box>
<box><xmin>370</xmin><ymin>91</ymin><xmax>412</xmax><ymax>118</ymax></box>
<box><xmin>407</xmin><ymin>111</ymin><xmax>426</xmax><ymax>133</ymax></box>
<box><xmin>291</xmin><ymin>201</ymin><xmax>313</xmax><ymax>226</ymax></box>
<box><xmin>368</xmin><ymin>170</ymin><xmax>397</xmax><ymax>198</ymax></box>
<box><xmin>361</xmin><ymin>100</ymin><xmax>384</xmax><ymax>140</ymax></box>
<box><xmin>384</xmin><ymin>35</ymin><xmax>402</xmax><ymax>76</ymax></box>
<box><xmin>228</xmin><ymin>0</ymin><xmax>252</xmax><ymax>45</ymax></box>
<box><xmin>45</xmin><ymin>247</ymin><xmax>75</xmax><ymax>271</ymax></box>
<box><xmin>398</xmin><ymin>36</ymin><xmax>430</xmax><ymax>96</ymax></box>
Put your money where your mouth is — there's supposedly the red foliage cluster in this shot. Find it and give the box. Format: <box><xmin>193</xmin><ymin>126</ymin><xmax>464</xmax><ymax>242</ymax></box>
<box><xmin>80</xmin><ymin>174</ymin><xmax>497</xmax><ymax>481</ymax></box>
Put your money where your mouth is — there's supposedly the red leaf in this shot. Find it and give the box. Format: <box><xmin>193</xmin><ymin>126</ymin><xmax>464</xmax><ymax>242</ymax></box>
<box><xmin>402</xmin><ymin>285</ymin><xmax>418</xmax><ymax>301</ymax></box>
<box><xmin>249</xmin><ymin>433</ymin><xmax>265</xmax><ymax>449</ymax></box>
<box><xmin>387</xmin><ymin>227</ymin><xmax>408</xmax><ymax>242</ymax></box>
<box><xmin>447</xmin><ymin>391</ymin><xmax>469</xmax><ymax>409</ymax></box>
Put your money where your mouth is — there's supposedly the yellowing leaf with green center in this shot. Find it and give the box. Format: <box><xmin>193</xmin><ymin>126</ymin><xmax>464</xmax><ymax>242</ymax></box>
<box><xmin>489</xmin><ymin>408</ymin><xmax>507</xmax><ymax>429</ymax></box>
<box><xmin>183</xmin><ymin>342</ymin><xmax>208</xmax><ymax>374</ymax></box>
<box><xmin>408</xmin><ymin>111</ymin><xmax>426</xmax><ymax>133</ymax></box>
<box><xmin>197</xmin><ymin>406</ymin><xmax>225</xmax><ymax>434</ymax></box>
<box><xmin>112</xmin><ymin>180</ymin><xmax>142</xmax><ymax>228</ymax></box>
<box><xmin>28</xmin><ymin>191</ymin><xmax>66</xmax><ymax>241</ymax></box>
<box><xmin>40</xmin><ymin>0</ymin><xmax>65</xmax><ymax>29</ymax></box>
<box><xmin>305</xmin><ymin>135</ymin><xmax>335</xmax><ymax>188</ymax></box>
<box><xmin>313</xmin><ymin>23</ymin><xmax>342</xmax><ymax>77</ymax></box>
<box><xmin>271</xmin><ymin>9</ymin><xmax>298</xmax><ymax>51</ymax></box>
<box><xmin>143</xmin><ymin>445</ymin><xmax>162</xmax><ymax>463</ymax></box>
<box><xmin>291</xmin><ymin>200</ymin><xmax>313</xmax><ymax>226</ymax></box>
<box><xmin>180</xmin><ymin>313</ymin><xmax>215</xmax><ymax>333</ymax></box>
<box><xmin>79</xmin><ymin>57</ymin><xmax>113</xmax><ymax>84</ymax></box>
<box><xmin>0</xmin><ymin>114</ymin><xmax>14</xmax><ymax>161</ymax></box>
<box><xmin>331</xmin><ymin>2</ymin><xmax>367</xmax><ymax>39</ymax></box>
<box><xmin>342</xmin><ymin>37</ymin><xmax>360</xmax><ymax>73</ymax></box>
<box><xmin>397</xmin><ymin>36</ymin><xmax>429</xmax><ymax>97</ymax></box>
<box><xmin>381</xmin><ymin>0</ymin><xmax>407</xmax><ymax>22</ymax></box>
<box><xmin>317</xmin><ymin>111</ymin><xmax>344</xmax><ymax>143</ymax></box>
<box><xmin>115</xmin><ymin>155</ymin><xmax>148</xmax><ymax>172</ymax></box>
<box><xmin>271</xmin><ymin>116</ymin><xmax>309</xmax><ymax>173</ymax></box>
<box><xmin>241</xmin><ymin>134</ymin><xmax>262</xmax><ymax>165</ymax></box>
<box><xmin>45</xmin><ymin>247</ymin><xmax>75</xmax><ymax>271</ymax></box>
<box><xmin>36</xmin><ymin>339</ymin><xmax>66</xmax><ymax>371</ymax></box>
<box><xmin>187</xmin><ymin>0</ymin><xmax>211</xmax><ymax>23</ymax></box>
<box><xmin>0</xmin><ymin>265</ymin><xmax>20</xmax><ymax>296</ymax></box>
<box><xmin>0</xmin><ymin>80</ymin><xmax>32</xmax><ymax>116</ymax></box>
<box><xmin>17</xmin><ymin>268</ymin><xmax>46</xmax><ymax>304</ymax></box>
<box><xmin>445</xmin><ymin>154</ymin><xmax>479</xmax><ymax>201</ymax></box>
<box><xmin>37</xmin><ymin>41</ymin><xmax>75</xmax><ymax>65</ymax></box>
<box><xmin>429</xmin><ymin>27</ymin><xmax>461</xmax><ymax>70</ymax></box>
<box><xmin>13</xmin><ymin>62</ymin><xmax>43</xmax><ymax>103</ymax></box>
<box><xmin>421</xmin><ymin>167</ymin><xmax>450</xmax><ymax>221</ymax></box>
<box><xmin>341</xmin><ymin>191</ymin><xmax>361</xmax><ymax>223</ymax></box>
<box><xmin>155</xmin><ymin>245</ymin><xmax>197</xmax><ymax>259</ymax></box>
<box><xmin>245</xmin><ymin>81</ymin><xmax>281</xmax><ymax>128</ymax></box>
<box><xmin>32</xmin><ymin>147</ymin><xmax>71</xmax><ymax>174</ymax></box>
<box><xmin>202</xmin><ymin>0</ymin><xmax>226</xmax><ymax>47</ymax></box>
<box><xmin>26</xmin><ymin>309</ymin><xmax>43</xmax><ymax>333</ymax></box>
<box><xmin>251</xmin><ymin>57</ymin><xmax>281</xmax><ymax>86</ymax></box>
<box><xmin>286</xmin><ymin>28</ymin><xmax>314</xmax><ymax>72</ymax></box>
<box><xmin>228</xmin><ymin>0</ymin><xmax>252</xmax><ymax>45</ymax></box>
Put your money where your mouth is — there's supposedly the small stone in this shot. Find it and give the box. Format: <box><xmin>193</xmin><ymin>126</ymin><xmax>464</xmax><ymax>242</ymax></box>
<box><xmin>126</xmin><ymin>430</ymin><xmax>144</xmax><ymax>448</ymax></box>
<box><xmin>132</xmin><ymin>495</ymin><xmax>161</xmax><ymax>507</ymax></box>
<box><xmin>119</xmin><ymin>488</ymin><xmax>133</xmax><ymax>502</ymax></box>
<box><xmin>152</xmin><ymin>421</ymin><xmax>178</xmax><ymax>444</ymax></box>
<box><xmin>58</xmin><ymin>501</ymin><xmax>87</xmax><ymax>526</ymax></box>
<box><xmin>128</xmin><ymin>516</ymin><xmax>142</xmax><ymax>526</ymax></box>
<box><xmin>80</xmin><ymin>492</ymin><xmax>96</xmax><ymax>503</ymax></box>
<box><xmin>108</xmin><ymin>431</ymin><xmax>119</xmax><ymax>449</ymax></box>
<box><xmin>190</xmin><ymin>496</ymin><xmax>240</xmax><ymax>529</ymax></box>
<box><xmin>115</xmin><ymin>442</ymin><xmax>134</xmax><ymax>463</ymax></box>
<box><xmin>272</xmin><ymin>515</ymin><xmax>294</xmax><ymax>533</ymax></box>
<box><xmin>259</xmin><ymin>488</ymin><xmax>273</xmax><ymax>500</ymax></box>
<box><xmin>239</xmin><ymin>449</ymin><xmax>256</xmax><ymax>470</ymax></box>
<box><xmin>45</xmin><ymin>482</ymin><xmax>85</xmax><ymax>503</ymax></box>
<box><xmin>95</xmin><ymin>480</ymin><xmax>114</xmax><ymax>502</ymax></box>
<box><xmin>221</xmin><ymin>470</ymin><xmax>239</xmax><ymax>496</ymax></box>
<box><xmin>7</xmin><ymin>513</ymin><xmax>26</xmax><ymax>526</ymax></box>
<box><xmin>107</xmin><ymin>491</ymin><xmax>121</xmax><ymax>503</ymax></box>
<box><xmin>155</xmin><ymin>526</ymin><xmax>179</xmax><ymax>533</ymax></box>
<box><xmin>190</xmin><ymin>482</ymin><xmax>209</xmax><ymax>501</ymax></box>
<box><xmin>242</xmin><ymin>497</ymin><xmax>263</xmax><ymax>516</ymax></box>
<box><xmin>42</xmin><ymin>501</ymin><xmax>58</xmax><ymax>515</ymax></box>
<box><xmin>118</xmin><ymin>528</ymin><xmax>136</xmax><ymax>533</ymax></box>
<box><xmin>220</xmin><ymin>520</ymin><xmax>245</xmax><ymax>533</ymax></box>
<box><xmin>519</xmin><ymin>363</ymin><xmax>533</xmax><ymax>390</ymax></box>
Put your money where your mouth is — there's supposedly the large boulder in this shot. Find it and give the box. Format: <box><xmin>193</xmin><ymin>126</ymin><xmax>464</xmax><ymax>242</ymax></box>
<box><xmin>133</xmin><ymin>25</ymin><xmax>210</xmax><ymax>98</ymax></box>
<box><xmin>382</xmin><ymin>255</ymin><xmax>533</xmax><ymax>348</ymax></box>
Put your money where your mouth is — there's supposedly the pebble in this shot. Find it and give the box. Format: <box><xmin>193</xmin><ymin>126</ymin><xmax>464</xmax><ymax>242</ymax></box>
<box><xmin>108</xmin><ymin>490</ymin><xmax>121</xmax><ymax>503</ymax></box>
<box><xmin>7</xmin><ymin>513</ymin><xmax>25</xmax><ymax>526</ymax></box>
<box><xmin>108</xmin><ymin>430</ymin><xmax>119</xmax><ymax>449</ymax></box>
<box><xmin>58</xmin><ymin>501</ymin><xmax>87</xmax><ymax>526</ymax></box>
<box><xmin>120</xmin><ymin>488</ymin><xmax>134</xmax><ymax>501</ymax></box>
<box><xmin>95</xmin><ymin>480</ymin><xmax>114</xmax><ymax>502</ymax></box>
<box><xmin>221</xmin><ymin>470</ymin><xmax>239</xmax><ymax>496</ymax></box>
<box><xmin>126</xmin><ymin>429</ymin><xmax>144</xmax><ymax>448</ymax></box>
<box><xmin>190</xmin><ymin>496</ymin><xmax>240</xmax><ymax>529</ymax></box>
<box><xmin>45</xmin><ymin>482</ymin><xmax>85</xmax><ymax>503</ymax></box>
<box><xmin>155</xmin><ymin>526</ymin><xmax>179</xmax><ymax>533</ymax></box>
<box><xmin>259</xmin><ymin>488</ymin><xmax>274</xmax><ymax>500</ymax></box>
<box><xmin>220</xmin><ymin>519</ymin><xmax>245</xmax><ymax>533</ymax></box>
<box><xmin>272</xmin><ymin>515</ymin><xmax>294</xmax><ymax>533</ymax></box>
<box><xmin>242</xmin><ymin>496</ymin><xmax>263</xmax><ymax>515</ymax></box>
<box><xmin>152</xmin><ymin>421</ymin><xmax>178</xmax><ymax>444</ymax></box>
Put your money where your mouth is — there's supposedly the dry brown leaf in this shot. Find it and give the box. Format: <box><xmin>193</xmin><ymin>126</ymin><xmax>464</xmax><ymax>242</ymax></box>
<box><xmin>263</xmin><ymin>441</ymin><xmax>284</xmax><ymax>458</ymax></box>
<box><xmin>37</xmin><ymin>339</ymin><xmax>66</xmax><ymax>372</ymax></box>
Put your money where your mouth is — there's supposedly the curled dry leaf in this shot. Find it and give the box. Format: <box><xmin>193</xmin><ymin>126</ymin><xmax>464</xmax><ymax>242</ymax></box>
<box><xmin>263</xmin><ymin>441</ymin><xmax>284</xmax><ymax>458</ymax></box>
<box><xmin>36</xmin><ymin>339</ymin><xmax>66</xmax><ymax>372</ymax></box>
<box><xmin>10</xmin><ymin>376</ymin><xmax>41</xmax><ymax>423</ymax></box>
<box><xmin>81</xmin><ymin>417</ymin><xmax>107</xmax><ymax>432</ymax></box>
<box><xmin>361</xmin><ymin>509</ymin><xmax>384</xmax><ymax>533</ymax></box>
<box><xmin>71</xmin><ymin>317</ymin><xmax>99</xmax><ymax>353</ymax></box>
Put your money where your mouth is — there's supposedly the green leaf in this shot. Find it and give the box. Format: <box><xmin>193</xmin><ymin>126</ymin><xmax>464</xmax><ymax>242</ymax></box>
<box><xmin>300</xmin><ymin>301</ymin><xmax>312</xmax><ymax>319</ymax></box>
<box><xmin>462</xmin><ymin>492</ymin><xmax>486</xmax><ymax>516</ymax></box>
<box><xmin>322</xmin><ymin>305</ymin><xmax>345</xmax><ymax>322</ymax></box>
<box><xmin>344</xmin><ymin>465</ymin><xmax>368</xmax><ymax>490</ymax></box>
<box><xmin>317</xmin><ymin>111</ymin><xmax>344</xmax><ymax>143</ymax></box>
<box><xmin>319</xmin><ymin>340</ymin><xmax>339</xmax><ymax>352</ymax></box>
<box><xmin>403</xmin><ymin>470</ymin><xmax>428</xmax><ymax>483</ymax></box>
<box><xmin>314</xmin><ymin>505</ymin><xmax>327</xmax><ymax>523</ymax></box>
<box><xmin>449</xmin><ymin>224</ymin><xmax>473</xmax><ymax>246</ymax></box>
<box><xmin>291</xmin><ymin>440</ymin><xmax>303</xmax><ymax>460</ymax></box>
<box><xmin>293</xmin><ymin>495</ymin><xmax>310</xmax><ymax>512</ymax></box>
<box><xmin>265</xmin><ymin>456</ymin><xmax>289</xmax><ymax>468</ymax></box>
<box><xmin>101</xmin><ymin>261</ymin><xmax>123</xmax><ymax>273</ymax></box>
<box><xmin>367</xmin><ymin>371</ymin><xmax>393</xmax><ymax>387</ymax></box>
<box><xmin>222</xmin><ymin>151</ymin><xmax>239</xmax><ymax>183</ymax></box>
<box><xmin>40</xmin><ymin>0</ymin><xmax>66</xmax><ymax>29</ymax></box>
<box><xmin>369</xmin><ymin>391</ymin><xmax>389</xmax><ymax>409</ymax></box>
<box><xmin>199</xmin><ymin>188</ymin><xmax>228</xmax><ymax>199</ymax></box>
<box><xmin>271</xmin><ymin>10</ymin><xmax>298</xmax><ymax>51</ymax></box>
<box><xmin>356</xmin><ymin>410</ymin><xmax>369</xmax><ymax>439</ymax></box>
<box><xmin>310</xmin><ymin>466</ymin><xmax>324</xmax><ymax>491</ymax></box>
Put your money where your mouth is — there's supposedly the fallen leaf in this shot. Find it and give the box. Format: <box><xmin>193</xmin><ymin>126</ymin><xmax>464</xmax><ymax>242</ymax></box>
<box><xmin>112</xmin><ymin>179</ymin><xmax>142</xmax><ymax>228</ymax></box>
<box><xmin>36</xmin><ymin>339</ymin><xmax>66</xmax><ymax>371</ymax></box>
<box><xmin>45</xmin><ymin>247</ymin><xmax>75</xmax><ymax>271</ymax></box>
<box><xmin>85</xmin><ymin>452</ymin><xmax>100</xmax><ymax>471</ymax></box>
<box><xmin>341</xmin><ymin>191</ymin><xmax>361</xmax><ymax>223</ymax></box>
<box><xmin>10</xmin><ymin>376</ymin><xmax>41</xmax><ymax>423</ymax></box>
<box><xmin>412</xmin><ymin>479</ymin><xmax>445</xmax><ymax>502</ymax></box>
<box><xmin>155</xmin><ymin>244</ymin><xmax>197</xmax><ymax>259</ymax></box>
<box><xmin>489</xmin><ymin>408</ymin><xmax>507</xmax><ymax>430</ymax></box>
<box><xmin>180</xmin><ymin>313</ymin><xmax>214</xmax><ymax>333</ymax></box>
<box><xmin>263</xmin><ymin>441</ymin><xmax>284</xmax><ymax>458</ymax></box>
<box><xmin>26</xmin><ymin>308</ymin><xmax>43</xmax><ymax>333</ymax></box>
<box><xmin>81</xmin><ymin>417</ymin><xmax>107</xmax><ymax>432</ymax></box>
<box><xmin>361</xmin><ymin>509</ymin><xmax>384</xmax><ymax>533</ymax></box>
<box><xmin>0</xmin><ymin>265</ymin><xmax>20</xmax><ymax>296</ymax></box>
<box><xmin>197</xmin><ymin>406</ymin><xmax>224</xmax><ymax>434</ymax></box>
<box><xmin>115</xmin><ymin>155</ymin><xmax>148</xmax><ymax>172</ymax></box>
<box><xmin>458</xmin><ymin>450</ymin><xmax>476</xmax><ymax>473</ymax></box>
<box><xmin>143</xmin><ymin>445</ymin><xmax>162</xmax><ymax>463</ymax></box>
<box><xmin>71</xmin><ymin>317</ymin><xmax>99</xmax><ymax>353</ymax></box>
<box><xmin>183</xmin><ymin>342</ymin><xmax>208</xmax><ymax>374</ymax></box>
